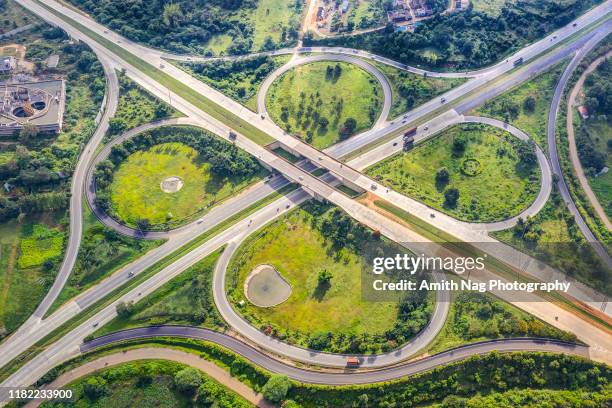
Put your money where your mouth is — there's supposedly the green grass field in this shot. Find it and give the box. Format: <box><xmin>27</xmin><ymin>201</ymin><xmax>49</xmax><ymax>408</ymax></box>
<box><xmin>373</xmin><ymin>61</ymin><xmax>466</xmax><ymax>119</ymax></box>
<box><xmin>580</xmin><ymin>117</ymin><xmax>612</xmax><ymax>219</ymax></box>
<box><xmin>251</xmin><ymin>0</ymin><xmax>302</xmax><ymax>50</ymax></box>
<box><xmin>0</xmin><ymin>214</ymin><xmax>66</xmax><ymax>337</ymax></box>
<box><xmin>349</xmin><ymin>0</ymin><xmax>385</xmax><ymax>30</ymax></box>
<box><xmin>367</xmin><ymin>123</ymin><xmax>540</xmax><ymax>222</ymax></box>
<box><xmin>476</xmin><ymin>62</ymin><xmax>566</xmax><ymax>151</ymax></box>
<box><xmin>470</xmin><ymin>0</ymin><xmax>510</xmax><ymax>16</ymax></box>
<box><xmin>266</xmin><ymin>61</ymin><xmax>383</xmax><ymax>149</ymax></box>
<box><xmin>227</xmin><ymin>206</ymin><xmax>398</xmax><ymax>347</ymax></box>
<box><xmin>109</xmin><ymin>142</ymin><xmax>259</xmax><ymax>228</ymax></box>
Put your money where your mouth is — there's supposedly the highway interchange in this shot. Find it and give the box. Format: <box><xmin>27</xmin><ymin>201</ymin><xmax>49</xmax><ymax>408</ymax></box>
<box><xmin>0</xmin><ymin>0</ymin><xmax>611</xmax><ymax>402</ymax></box>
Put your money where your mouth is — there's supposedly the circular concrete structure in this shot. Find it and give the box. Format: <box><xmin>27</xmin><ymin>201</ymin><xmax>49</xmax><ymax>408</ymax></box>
<box><xmin>244</xmin><ymin>264</ymin><xmax>292</xmax><ymax>308</ymax></box>
<box><xmin>160</xmin><ymin>176</ymin><xmax>184</xmax><ymax>193</ymax></box>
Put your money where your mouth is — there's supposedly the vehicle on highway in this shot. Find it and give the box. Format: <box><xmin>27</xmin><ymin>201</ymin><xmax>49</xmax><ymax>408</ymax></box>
<box><xmin>346</xmin><ymin>357</ymin><xmax>360</xmax><ymax>368</ymax></box>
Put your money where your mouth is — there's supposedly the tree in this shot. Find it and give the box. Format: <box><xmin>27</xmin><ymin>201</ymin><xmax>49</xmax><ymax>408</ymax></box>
<box><xmin>116</xmin><ymin>301</ymin><xmax>134</xmax><ymax>318</ymax></box>
<box><xmin>516</xmin><ymin>140</ymin><xmax>537</xmax><ymax>168</ymax></box>
<box><xmin>262</xmin><ymin>374</ymin><xmax>291</xmax><ymax>403</ymax></box>
<box><xmin>444</xmin><ymin>187</ymin><xmax>460</xmax><ymax>208</ymax></box>
<box><xmin>318</xmin><ymin>269</ymin><xmax>333</xmax><ymax>285</ymax></box>
<box><xmin>339</xmin><ymin>117</ymin><xmax>357</xmax><ymax>139</ymax></box>
<box><xmin>18</xmin><ymin>123</ymin><xmax>38</xmax><ymax>144</ymax></box>
<box><xmin>83</xmin><ymin>376</ymin><xmax>107</xmax><ymax>399</ymax></box>
<box><xmin>523</xmin><ymin>96</ymin><xmax>536</xmax><ymax>113</ymax></box>
<box><xmin>262</xmin><ymin>35</ymin><xmax>276</xmax><ymax>51</ymax></box>
<box><xmin>162</xmin><ymin>3</ymin><xmax>183</xmax><ymax>28</ymax></box>
<box><xmin>435</xmin><ymin>167</ymin><xmax>450</xmax><ymax>187</ymax></box>
<box><xmin>452</xmin><ymin>136</ymin><xmax>467</xmax><ymax>155</ymax></box>
<box><xmin>174</xmin><ymin>367</ymin><xmax>202</xmax><ymax>394</ymax></box>
<box><xmin>136</xmin><ymin>218</ymin><xmax>150</xmax><ymax>232</ymax></box>
<box><xmin>318</xmin><ymin>116</ymin><xmax>329</xmax><ymax>129</ymax></box>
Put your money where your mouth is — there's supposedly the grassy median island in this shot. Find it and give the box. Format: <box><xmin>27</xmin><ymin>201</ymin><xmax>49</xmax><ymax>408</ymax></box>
<box><xmin>227</xmin><ymin>202</ymin><xmax>432</xmax><ymax>354</ymax></box>
<box><xmin>95</xmin><ymin>126</ymin><xmax>266</xmax><ymax>230</ymax></box>
<box><xmin>367</xmin><ymin>123</ymin><xmax>541</xmax><ymax>222</ymax></box>
<box><xmin>94</xmin><ymin>250</ymin><xmax>224</xmax><ymax>337</ymax></box>
<box><xmin>39</xmin><ymin>360</ymin><xmax>252</xmax><ymax>408</ymax></box>
<box><xmin>426</xmin><ymin>290</ymin><xmax>577</xmax><ymax>355</ymax></box>
<box><xmin>266</xmin><ymin>61</ymin><xmax>384</xmax><ymax>149</ymax></box>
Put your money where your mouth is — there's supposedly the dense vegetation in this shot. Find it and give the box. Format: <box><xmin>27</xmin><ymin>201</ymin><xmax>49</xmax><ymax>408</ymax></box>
<box><xmin>177</xmin><ymin>55</ymin><xmax>289</xmax><ymax>111</ymax></box>
<box><xmin>0</xmin><ymin>28</ymin><xmax>104</xmax><ymax>223</ymax></box>
<box><xmin>0</xmin><ymin>20</ymin><xmax>105</xmax><ymax>337</ymax></box>
<box><xmin>228</xmin><ymin>203</ymin><xmax>432</xmax><ymax>354</ymax></box>
<box><xmin>67</xmin><ymin>0</ymin><xmax>303</xmax><ymax>55</ymax></box>
<box><xmin>47</xmin><ymin>338</ymin><xmax>612</xmax><ymax>408</ymax></box>
<box><xmin>576</xmin><ymin>59</ymin><xmax>612</xmax><ymax>176</ymax></box>
<box><xmin>306</xmin><ymin>0</ymin><xmax>603</xmax><ymax>70</ymax></box>
<box><xmin>94</xmin><ymin>126</ymin><xmax>262</xmax><ymax>230</ymax></box>
<box><xmin>40</xmin><ymin>360</ymin><xmax>252</xmax><ymax>408</ymax></box>
<box><xmin>575</xmin><ymin>58</ymin><xmax>611</xmax><ymax>214</ymax></box>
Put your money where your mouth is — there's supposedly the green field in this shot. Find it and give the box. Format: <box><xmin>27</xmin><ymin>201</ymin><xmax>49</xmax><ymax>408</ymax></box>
<box><xmin>0</xmin><ymin>214</ymin><xmax>65</xmax><ymax>337</ymax></box>
<box><xmin>177</xmin><ymin>55</ymin><xmax>290</xmax><ymax>112</ymax></box>
<box><xmin>367</xmin><ymin>123</ymin><xmax>540</xmax><ymax>222</ymax></box>
<box><xmin>95</xmin><ymin>251</ymin><xmax>223</xmax><ymax>337</ymax></box>
<box><xmin>229</xmin><ymin>207</ymin><xmax>396</xmax><ymax>337</ymax></box>
<box><xmin>580</xmin><ymin>117</ymin><xmax>612</xmax><ymax>219</ymax></box>
<box><xmin>373</xmin><ymin>61</ymin><xmax>466</xmax><ymax>119</ymax></box>
<box><xmin>109</xmin><ymin>142</ymin><xmax>258</xmax><ymax>228</ymax></box>
<box><xmin>266</xmin><ymin>61</ymin><xmax>383</xmax><ymax>149</ymax></box>
<box><xmin>41</xmin><ymin>360</ymin><xmax>252</xmax><ymax>408</ymax></box>
<box><xmin>349</xmin><ymin>0</ymin><xmax>385</xmax><ymax>30</ymax></box>
<box><xmin>227</xmin><ymin>204</ymin><xmax>432</xmax><ymax>354</ymax></box>
<box><xmin>470</xmin><ymin>0</ymin><xmax>510</xmax><ymax>16</ymax></box>
<box><xmin>251</xmin><ymin>0</ymin><xmax>303</xmax><ymax>50</ymax></box>
<box><xmin>476</xmin><ymin>62</ymin><xmax>566</xmax><ymax>151</ymax></box>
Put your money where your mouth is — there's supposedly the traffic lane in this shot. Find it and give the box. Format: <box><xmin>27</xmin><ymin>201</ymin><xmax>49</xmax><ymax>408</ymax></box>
<box><xmin>80</xmin><ymin>326</ymin><xmax>590</xmax><ymax>385</ymax></box>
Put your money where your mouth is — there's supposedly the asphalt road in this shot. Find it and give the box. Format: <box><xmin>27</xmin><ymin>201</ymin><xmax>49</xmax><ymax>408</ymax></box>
<box><xmin>547</xmin><ymin>29</ymin><xmax>612</xmax><ymax>268</ymax></box>
<box><xmin>80</xmin><ymin>326</ymin><xmax>590</xmax><ymax>385</ymax></box>
<box><xmin>256</xmin><ymin>53</ymin><xmax>393</xmax><ymax>128</ymax></box>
